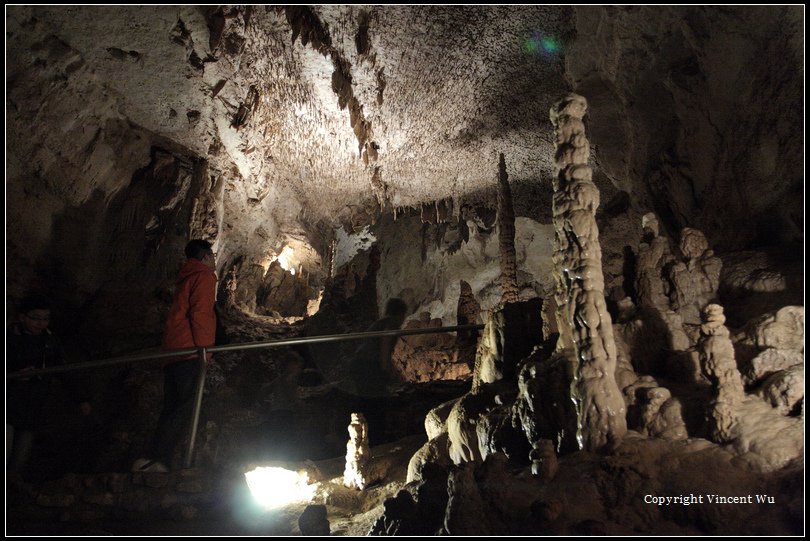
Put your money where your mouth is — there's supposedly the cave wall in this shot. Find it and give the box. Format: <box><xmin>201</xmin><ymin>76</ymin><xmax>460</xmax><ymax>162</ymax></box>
<box><xmin>566</xmin><ymin>5</ymin><xmax>803</xmax><ymax>251</ymax></box>
<box><xmin>372</xmin><ymin>212</ymin><xmax>554</xmax><ymax>325</ymax></box>
<box><xmin>5</xmin><ymin>7</ymin><xmax>324</xmax><ymax>347</ymax></box>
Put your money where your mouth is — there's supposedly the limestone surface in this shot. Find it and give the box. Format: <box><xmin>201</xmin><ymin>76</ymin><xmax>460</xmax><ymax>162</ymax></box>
<box><xmin>550</xmin><ymin>94</ymin><xmax>626</xmax><ymax>452</ymax></box>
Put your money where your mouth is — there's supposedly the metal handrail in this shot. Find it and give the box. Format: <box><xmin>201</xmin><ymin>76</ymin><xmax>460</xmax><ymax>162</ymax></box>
<box><xmin>6</xmin><ymin>324</ymin><xmax>484</xmax><ymax>380</ymax></box>
<box><xmin>6</xmin><ymin>322</ymin><xmax>485</xmax><ymax>468</ymax></box>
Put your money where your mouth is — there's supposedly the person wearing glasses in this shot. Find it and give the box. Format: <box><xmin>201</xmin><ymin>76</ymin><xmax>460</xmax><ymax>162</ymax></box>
<box><xmin>133</xmin><ymin>239</ymin><xmax>217</xmax><ymax>473</ymax></box>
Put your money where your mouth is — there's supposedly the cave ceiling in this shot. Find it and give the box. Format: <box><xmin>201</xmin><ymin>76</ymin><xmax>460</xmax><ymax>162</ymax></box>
<box><xmin>7</xmin><ymin>5</ymin><xmax>573</xmax><ymax>221</ymax></box>
<box><xmin>6</xmin><ymin>5</ymin><xmax>804</xmax><ymax>285</ymax></box>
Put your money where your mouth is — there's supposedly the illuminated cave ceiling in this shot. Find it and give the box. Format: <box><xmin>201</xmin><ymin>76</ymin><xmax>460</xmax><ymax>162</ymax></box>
<box><xmin>7</xmin><ymin>6</ymin><xmax>571</xmax><ymax>217</ymax></box>
<box><xmin>5</xmin><ymin>6</ymin><xmax>803</xmax><ymax>287</ymax></box>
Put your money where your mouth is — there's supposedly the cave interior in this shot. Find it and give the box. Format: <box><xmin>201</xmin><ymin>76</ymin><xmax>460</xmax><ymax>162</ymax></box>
<box><xmin>4</xmin><ymin>5</ymin><xmax>804</xmax><ymax>536</ymax></box>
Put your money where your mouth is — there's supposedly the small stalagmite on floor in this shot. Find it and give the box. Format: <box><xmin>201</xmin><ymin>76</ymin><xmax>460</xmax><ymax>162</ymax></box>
<box><xmin>343</xmin><ymin>413</ymin><xmax>371</xmax><ymax>490</ymax></box>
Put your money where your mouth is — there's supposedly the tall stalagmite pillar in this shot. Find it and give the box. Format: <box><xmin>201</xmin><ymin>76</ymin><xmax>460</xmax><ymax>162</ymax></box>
<box><xmin>497</xmin><ymin>153</ymin><xmax>519</xmax><ymax>304</ymax></box>
<box><xmin>549</xmin><ymin>94</ymin><xmax>627</xmax><ymax>452</ymax></box>
<box><xmin>698</xmin><ymin>304</ymin><xmax>744</xmax><ymax>443</ymax></box>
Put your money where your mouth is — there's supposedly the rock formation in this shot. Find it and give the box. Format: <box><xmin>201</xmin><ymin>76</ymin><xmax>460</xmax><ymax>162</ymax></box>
<box><xmin>455</xmin><ymin>280</ymin><xmax>481</xmax><ymax>366</ymax></box>
<box><xmin>298</xmin><ymin>504</ymin><xmax>330</xmax><ymax>536</ymax></box>
<box><xmin>759</xmin><ymin>365</ymin><xmax>804</xmax><ymax>415</ymax></box>
<box><xmin>720</xmin><ymin>251</ymin><xmax>787</xmax><ymax>293</ymax></box>
<box><xmin>698</xmin><ymin>304</ymin><xmax>745</xmax><ymax>443</ymax></box>
<box><xmin>343</xmin><ymin>413</ymin><xmax>371</xmax><ymax>490</ymax></box>
<box><xmin>529</xmin><ymin>439</ymin><xmax>558</xmax><ymax>481</ymax></box>
<box><xmin>635</xmin><ymin>212</ymin><xmax>675</xmax><ymax>312</ymax></box>
<box><xmin>408</xmin><ymin>399</ymin><xmax>455</xmax><ymax>483</ymax></box>
<box><xmin>549</xmin><ymin>93</ymin><xmax>626</xmax><ymax>452</ymax></box>
<box><xmin>513</xmin><ymin>348</ymin><xmax>580</xmax><ymax>454</ymax></box>
<box><xmin>472</xmin><ymin>299</ymin><xmax>543</xmax><ymax>390</ymax></box>
<box><xmin>666</xmin><ymin>227</ymin><xmax>723</xmax><ymax>325</ymax></box>
<box><xmin>743</xmin><ymin>348</ymin><xmax>804</xmax><ymax>386</ymax></box>
<box><xmin>497</xmin><ymin>153</ymin><xmax>519</xmax><ymax>304</ymax></box>
<box><xmin>741</xmin><ymin>306</ymin><xmax>805</xmax><ymax>351</ymax></box>
<box><xmin>629</xmin><ymin>214</ymin><xmax>723</xmax><ymax>383</ymax></box>
<box><xmin>446</xmin><ymin>392</ymin><xmax>491</xmax><ymax>465</ymax></box>
<box><xmin>636</xmin><ymin>386</ymin><xmax>688</xmax><ymax>441</ymax></box>
<box><xmin>735</xmin><ymin>306</ymin><xmax>804</xmax><ymax>414</ymax></box>
<box><xmin>2</xmin><ymin>6</ymin><xmax>806</xmax><ymax>538</ymax></box>
<box><xmin>391</xmin><ymin>314</ymin><xmax>470</xmax><ymax>382</ymax></box>
<box><xmin>444</xmin><ymin>463</ymin><xmax>491</xmax><ymax>536</ymax></box>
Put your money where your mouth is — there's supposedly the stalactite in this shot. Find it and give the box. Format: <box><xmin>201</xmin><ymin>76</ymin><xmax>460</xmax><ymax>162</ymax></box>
<box><xmin>497</xmin><ymin>153</ymin><xmax>519</xmax><ymax>304</ymax></box>
<box><xmin>549</xmin><ymin>94</ymin><xmax>626</xmax><ymax>452</ymax></box>
<box><xmin>328</xmin><ymin>238</ymin><xmax>337</xmax><ymax>280</ymax></box>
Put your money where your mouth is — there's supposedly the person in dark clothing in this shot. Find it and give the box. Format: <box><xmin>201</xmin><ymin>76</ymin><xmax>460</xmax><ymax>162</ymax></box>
<box><xmin>133</xmin><ymin>239</ymin><xmax>217</xmax><ymax>473</ymax></box>
<box><xmin>349</xmin><ymin>298</ymin><xmax>408</xmax><ymax>396</ymax></box>
<box><xmin>6</xmin><ymin>293</ymin><xmax>91</xmax><ymax>475</ymax></box>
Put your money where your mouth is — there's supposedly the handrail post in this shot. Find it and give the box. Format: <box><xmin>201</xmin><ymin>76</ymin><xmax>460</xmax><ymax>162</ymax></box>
<box><xmin>185</xmin><ymin>347</ymin><xmax>208</xmax><ymax>469</ymax></box>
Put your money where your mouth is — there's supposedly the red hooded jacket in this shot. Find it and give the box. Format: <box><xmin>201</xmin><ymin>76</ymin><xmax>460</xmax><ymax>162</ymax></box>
<box><xmin>162</xmin><ymin>258</ymin><xmax>217</xmax><ymax>364</ymax></box>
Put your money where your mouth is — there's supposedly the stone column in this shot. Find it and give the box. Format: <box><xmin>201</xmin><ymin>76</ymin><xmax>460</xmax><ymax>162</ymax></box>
<box><xmin>698</xmin><ymin>304</ymin><xmax>744</xmax><ymax>443</ymax></box>
<box><xmin>456</xmin><ymin>280</ymin><xmax>480</xmax><ymax>366</ymax></box>
<box><xmin>549</xmin><ymin>94</ymin><xmax>627</xmax><ymax>452</ymax></box>
<box><xmin>343</xmin><ymin>412</ymin><xmax>371</xmax><ymax>490</ymax></box>
<box><xmin>497</xmin><ymin>153</ymin><xmax>519</xmax><ymax>304</ymax></box>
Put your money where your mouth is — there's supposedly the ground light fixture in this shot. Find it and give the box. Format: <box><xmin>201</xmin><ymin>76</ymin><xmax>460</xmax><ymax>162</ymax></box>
<box><xmin>244</xmin><ymin>466</ymin><xmax>318</xmax><ymax>510</ymax></box>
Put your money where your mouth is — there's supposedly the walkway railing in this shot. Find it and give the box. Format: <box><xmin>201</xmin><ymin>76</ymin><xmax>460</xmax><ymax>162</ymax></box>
<box><xmin>7</xmin><ymin>323</ymin><xmax>485</xmax><ymax>468</ymax></box>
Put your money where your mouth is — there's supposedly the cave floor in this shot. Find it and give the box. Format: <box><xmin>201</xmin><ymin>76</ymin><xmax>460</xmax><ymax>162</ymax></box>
<box><xmin>6</xmin><ymin>431</ymin><xmax>803</xmax><ymax>536</ymax></box>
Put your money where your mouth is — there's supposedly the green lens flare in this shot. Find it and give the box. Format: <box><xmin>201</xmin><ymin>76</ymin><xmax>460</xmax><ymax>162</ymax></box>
<box><xmin>542</xmin><ymin>37</ymin><xmax>559</xmax><ymax>53</ymax></box>
<box><xmin>524</xmin><ymin>33</ymin><xmax>561</xmax><ymax>57</ymax></box>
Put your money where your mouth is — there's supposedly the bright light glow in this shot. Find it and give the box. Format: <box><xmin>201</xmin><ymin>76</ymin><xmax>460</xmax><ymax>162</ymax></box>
<box><xmin>263</xmin><ymin>246</ymin><xmax>298</xmax><ymax>278</ymax></box>
<box><xmin>244</xmin><ymin>467</ymin><xmax>317</xmax><ymax>510</ymax></box>
<box><xmin>273</xmin><ymin>246</ymin><xmax>297</xmax><ymax>273</ymax></box>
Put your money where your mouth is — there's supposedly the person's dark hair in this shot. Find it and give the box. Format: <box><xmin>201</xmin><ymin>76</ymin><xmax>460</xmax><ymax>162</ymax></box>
<box><xmin>19</xmin><ymin>292</ymin><xmax>52</xmax><ymax>314</ymax></box>
<box><xmin>185</xmin><ymin>239</ymin><xmax>212</xmax><ymax>261</ymax></box>
<box><xmin>384</xmin><ymin>298</ymin><xmax>408</xmax><ymax>318</ymax></box>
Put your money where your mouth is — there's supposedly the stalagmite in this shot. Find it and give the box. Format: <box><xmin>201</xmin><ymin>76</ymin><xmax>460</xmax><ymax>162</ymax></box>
<box><xmin>444</xmin><ymin>463</ymin><xmax>491</xmax><ymax>535</ymax></box>
<box><xmin>549</xmin><ymin>94</ymin><xmax>626</xmax><ymax>452</ymax></box>
<box><xmin>343</xmin><ymin>412</ymin><xmax>371</xmax><ymax>490</ymax></box>
<box><xmin>666</xmin><ymin>227</ymin><xmax>723</xmax><ymax>325</ymax></box>
<box><xmin>698</xmin><ymin>304</ymin><xmax>745</xmax><ymax>443</ymax></box>
<box><xmin>224</xmin><ymin>266</ymin><xmax>238</xmax><ymax>310</ymax></box>
<box><xmin>635</xmin><ymin>212</ymin><xmax>674</xmax><ymax>312</ymax></box>
<box><xmin>529</xmin><ymin>439</ymin><xmax>558</xmax><ymax>480</ymax></box>
<box><xmin>497</xmin><ymin>153</ymin><xmax>519</xmax><ymax>304</ymax></box>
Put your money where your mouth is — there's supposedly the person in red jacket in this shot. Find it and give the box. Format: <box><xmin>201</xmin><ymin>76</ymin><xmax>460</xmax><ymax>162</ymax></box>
<box><xmin>133</xmin><ymin>239</ymin><xmax>217</xmax><ymax>472</ymax></box>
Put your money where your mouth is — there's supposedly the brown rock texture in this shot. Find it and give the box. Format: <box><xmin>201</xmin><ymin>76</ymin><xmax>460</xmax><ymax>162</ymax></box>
<box><xmin>549</xmin><ymin>94</ymin><xmax>626</xmax><ymax>452</ymax></box>
<box><xmin>665</xmin><ymin>227</ymin><xmax>723</xmax><ymax>325</ymax></box>
<box><xmin>698</xmin><ymin>304</ymin><xmax>745</xmax><ymax>443</ymax></box>
<box><xmin>497</xmin><ymin>153</ymin><xmax>519</xmax><ymax>304</ymax></box>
